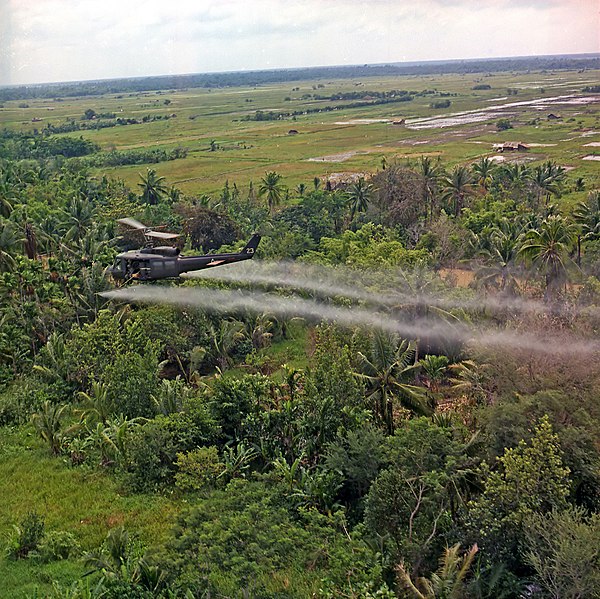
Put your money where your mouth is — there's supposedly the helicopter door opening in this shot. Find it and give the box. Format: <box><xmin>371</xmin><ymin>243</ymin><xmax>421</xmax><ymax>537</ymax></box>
<box><xmin>129</xmin><ymin>259</ymin><xmax>151</xmax><ymax>280</ymax></box>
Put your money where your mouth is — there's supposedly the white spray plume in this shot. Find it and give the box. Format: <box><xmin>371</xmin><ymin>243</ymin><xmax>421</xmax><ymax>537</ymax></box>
<box><xmin>183</xmin><ymin>260</ymin><xmax>550</xmax><ymax>316</ymax></box>
<box><xmin>100</xmin><ymin>285</ymin><xmax>600</xmax><ymax>357</ymax></box>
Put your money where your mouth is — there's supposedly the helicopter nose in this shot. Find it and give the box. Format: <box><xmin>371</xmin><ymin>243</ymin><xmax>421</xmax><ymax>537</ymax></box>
<box><xmin>107</xmin><ymin>265</ymin><xmax>124</xmax><ymax>279</ymax></box>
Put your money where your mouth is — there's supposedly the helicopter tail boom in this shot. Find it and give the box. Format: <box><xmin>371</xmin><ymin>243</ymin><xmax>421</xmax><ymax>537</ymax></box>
<box><xmin>242</xmin><ymin>233</ymin><xmax>261</xmax><ymax>256</ymax></box>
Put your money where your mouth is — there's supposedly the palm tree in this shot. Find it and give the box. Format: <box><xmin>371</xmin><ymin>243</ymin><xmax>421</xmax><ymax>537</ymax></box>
<box><xmin>138</xmin><ymin>168</ymin><xmax>168</xmax><ymax>205</ymax></box>
<box><xmin>295</xmin><ymin>183</ymin><xmax>306</xmax><ymax>197</ymax></box>
<box><xmin>397</xmin><ymin>543</ymin><xmax>478</xmax><ymax>599</ymax></box>
<box><xmin>207</xmin><ymin>319</ymin><xmax>246</xmax><ymax>370</ymax></box>
<box><xmin>33</xmin><ymin>332</ymin><xmax>70</xmax><ymax>383</ymax></box>
<box><xmin>573</xmin><ymin>190</ymin><xmax>600</xmax><ymax>265</ymax></box>
<box><xmin>0</xmin><ymin>220</ymin><xmax>22</xmax><ymax>272</ymax></box>
<box><xmin>104</xmin><ymin>416</ymin><xmax>144</xmax><ymax>466</ymax></box>
<box><xmin>258</xmin><ymin>171</ymin><xmax>286</xmax><ymax>214</ymax></box>
<box><xmin>247</xmin><ymin>314</ymin><xmax>274</xmax><ymax>349</ymax></box>
<box><xmin>77</xmin><ymin>382</ymin><xmax>114</xmax><ymax>426</ymax></box>
<box><xmin>0</xmin><ymin>189</ymin><xmax>13</xmax><ymax>219</ymax></box>
<box><xmin>31</xmin><ymin>401</ymin><xmax>72</xmax><ymax>455</ymax></box>
<box><xmin>417</xmin><ymin>156</ymin><xmax>444</xmax><ymax>221</ymax></box>
<box><xmin>168</xmin><ymin>186</ymin><xmax>182</xmax><ymax>203</ymax></box>
<box><xmin>499</xmin><ymin>163</ymin><xmax>531</xmax><ymax>199</ymax></box>
<box><xmin>355</xmin><ymin>331</ymin><xmax>430</xmax><ymax>434</ymax></box>
<box><xmin>519</xmin><ymin>215</ymin><xmax>577</xmax><ymax>300</ymax></box>
<box><xmin>471</xmin><ymin>156</ymin><xmax>496</xmax><ymax>192</ymax></box>
<box><xmin>474</xmin><ymin>224</ymin><xmax>522</xmax><ymax>294</ymax></box>
<box><xmin>84</xmin><ymin>526</ymin><xmax>168</xmax><ymax>592</ymax></box>
<box><xmin>37</xmin><ymin>216</ymin><xmax>61</xmax><ymax>255</ymax></box>
<box><xmin>151</xmin><ymin>377</ymin><xmax>188</xmax><ymax>415</ymax></box>
<box><xmin>347</xmin><ymin>177</ymin><xmax>374</xmax><ymax>221</ymax></box>
<box><xmin>419</xmin><ymin>354</ymin><xmax>449</xmax><ymax>395</ymax></box>
<box><xmin>449</xmin><ymin>360</ymin><xmax>490</xmax><ymax>405</ymax></box>
<box><xmin>442</xmin><ymin>165</ymin><xmax>475</xmax><ymax>217</ymax></box>
<box><xmin>389</xmin><ymin>266</ymin><xmax>461</xmax><ymax>361</ymax></box>
<box><xmin>530</xmin><ymin>161</ymin><xmax>565</xmax><ymax>207</ymax></box>
<box><xmin>573</xmin><ymin>190</ymin><xmax>600</xmax><ymax>240</ymax></box>
<box><xmin>60</xmin><ymin>197</ymin><xmax>94</xmax><ymax>243</ymax></box>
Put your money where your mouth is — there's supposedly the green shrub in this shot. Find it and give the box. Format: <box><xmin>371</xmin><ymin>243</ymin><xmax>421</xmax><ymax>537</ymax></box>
<box><xmin>161</xmin><ymin>478</ymin><xmax>390</xmax><ymax>597</ymax></box>
<box><xmin>37</xmin><ymin>530</ymin><xmax>80</xmax><ymax>562</ymax></box>
<box><xmin>126</xmin><ymin>409</ymin><xmax>218</xmax><ymax>492</ymax></box>
<box><xmin>0</xmin><ymin>378</ymin><xmax>51</xmax><ymax>425</ymax></box>
<box><xmin>208</xmin><ymin>374</ymin><xmax>270</xmax><ymax>442</ymax></box>
<box><xmin>5</xmin><ymin>511</ymin><xmax>45</xmax><ymax>559</ymax></box>
<box><xmin>175</xmin><ymin>446</ymin><xmax>224</xmax><ymax>492</ymax></box>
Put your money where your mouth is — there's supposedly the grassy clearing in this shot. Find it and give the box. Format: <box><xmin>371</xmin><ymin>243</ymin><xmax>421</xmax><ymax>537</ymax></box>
<box><xmin>0</xmin><ymin>426</ymin><xmax>181</xmax><ymax>596</ymax></box>
<box><xmin>2</xmin><ymin>69</ymin><xmax>598</xmax><ymax>198</ymax></box>
<box><xmin>0</xmin><ymin>558</ymin><xmax>87</xmax><ymax>598</ymax></box>
<box><xmin>0</xmin><ymin>426</ymin><xmax>180</xmax><ymax>548</ymax></box>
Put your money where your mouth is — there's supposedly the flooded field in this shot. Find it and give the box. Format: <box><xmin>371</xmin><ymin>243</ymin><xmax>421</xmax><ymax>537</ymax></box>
<box><xmin>405</xmin><ymin>95</ymin><xmax>600</xmax><ymax>130</ymax></box>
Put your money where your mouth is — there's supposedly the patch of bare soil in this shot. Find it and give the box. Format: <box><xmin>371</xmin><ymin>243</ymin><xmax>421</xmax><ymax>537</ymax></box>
<box><xmin>385</xmin><ymin>125</ymin><xmax>491</xmax><ymax>148</ymax></box>
<box><xmin>323</xmin><ymin>171</ymin><xmax>373</xmax><ymax>185</ymax></box>
<box><xmin>438</xmin><ymin>268</ymin><xmax>475</xmax><ymax>288</ymax></box>
<box><xmin>333</xmin><ymin>118</ymin><xmax>390</xmax><ymax>125</ymax></box>
<box><xmin>502</xmin><ymin>153</ymin><xmax>547</xmax><ymax>164</ymax></box>
<box><xmin>307</xmin><ymin>150</ymin><xmax>371</xmax><ymax>162</ymax></box>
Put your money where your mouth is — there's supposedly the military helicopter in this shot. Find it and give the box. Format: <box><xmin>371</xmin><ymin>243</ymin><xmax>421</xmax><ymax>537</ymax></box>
<box><xmin>108</xmin><ymin>218</ymin><xmax>260</xmax><ymax>281</ymax></box>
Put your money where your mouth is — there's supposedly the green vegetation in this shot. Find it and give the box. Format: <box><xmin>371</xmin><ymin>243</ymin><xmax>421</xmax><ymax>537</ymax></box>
<box><xmin>0</xmin><ymin>64</ymin><xmax>600</xmax><ymax>598</ymax></box>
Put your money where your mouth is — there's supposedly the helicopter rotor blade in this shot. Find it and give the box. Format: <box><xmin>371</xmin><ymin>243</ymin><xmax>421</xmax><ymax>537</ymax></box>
<box><xmin>146</xmin><ymin>231</ymin><xmax>180</xmax><ymax>240</ymax></box>
<box><xmin>117</xmin><ymin>217</ymin><xmax>147</xmax><ymax>230</ymax></box>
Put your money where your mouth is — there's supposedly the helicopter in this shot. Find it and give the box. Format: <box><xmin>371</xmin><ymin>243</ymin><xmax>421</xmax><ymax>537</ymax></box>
<box><xmin>108</xmin><ymin>218</ymin><xmax>261</xmax><ymax>281</ymax></box>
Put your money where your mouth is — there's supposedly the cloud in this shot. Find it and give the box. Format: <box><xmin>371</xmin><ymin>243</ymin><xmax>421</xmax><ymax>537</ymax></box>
<box><xmin>1</xmin><ymin>0</ymin><xmax>598</xmax><ymax>85</ymax></box>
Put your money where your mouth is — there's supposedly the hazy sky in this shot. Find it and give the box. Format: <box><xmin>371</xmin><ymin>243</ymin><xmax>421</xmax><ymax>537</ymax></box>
<box><xmin>0</xmin><ymin>0</ymin><xmax>598</xmax><ymax>86</ymax></box>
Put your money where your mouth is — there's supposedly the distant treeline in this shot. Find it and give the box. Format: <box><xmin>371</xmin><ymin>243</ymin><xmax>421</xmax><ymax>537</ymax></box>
<box><xmin>0</xmin><ymin>128</ymin><xmax>187</xmax><ymax>166</ymax></box>
<box><xmin>70</xmin><ymin>146</ymin><xmax>188</xmax><ymax>168</ymax></box>
<box><xmin>43</xmin><ymin>113</ymin><xmax>175</xmax><ymax>134</ymax></box>
<box><xmin>1</xmin><ymin>54</ymin><xmax>598</xmax><ymax>101</ymax></box>
<box><xmin>242</xmin><ymin>93</ymin><xmax>418</xmax><ymax>121</ymax></box>
<box><xmin>320</xmin><ymin>89</ymin><xmax>418</xmax><ymax>101</ymax></box>
<box><xmin>430</xmin><ymin>99</ymin><xmax>452</xmax><ymax>109</ymax></box>
<box><xmin>0</xmin><ymin>129</ymin><xmax>98</xmax><ymax>160</ymax></box>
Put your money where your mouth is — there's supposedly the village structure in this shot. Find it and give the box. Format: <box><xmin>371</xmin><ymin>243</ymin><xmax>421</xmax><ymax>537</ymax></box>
<box><xmin>492</xmin><ymin>141</ymin><xmax>530</xmax><ymax>152</ymax></box>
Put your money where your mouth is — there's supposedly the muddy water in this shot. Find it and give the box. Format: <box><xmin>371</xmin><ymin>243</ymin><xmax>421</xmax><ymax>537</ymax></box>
<box><xmin>405</xmin><ymin>95</ymin><xmax>600</xmax><ymax>130</ymax></box>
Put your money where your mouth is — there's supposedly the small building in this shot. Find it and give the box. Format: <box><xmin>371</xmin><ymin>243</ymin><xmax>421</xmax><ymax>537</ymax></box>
<box><xmin>547</xmin><ymin>113</ymin><xmax>562</xmax><ymax>120</ymax></box>
<box><xmin>391</xmin><ymin>119</ymin><xmax>406</xmax><ymax>126</ymax></box>
<box><xmin>492</xmin><ymin>141</ymin><xmax>530</xmax><ymax>152</ymax></box>
<box><xmin>288</xmin><ymin>129</ymin><xmax>299</xmax><ymax>135</ymax></box>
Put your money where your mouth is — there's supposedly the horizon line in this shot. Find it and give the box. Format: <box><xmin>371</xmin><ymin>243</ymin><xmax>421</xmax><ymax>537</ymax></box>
<box><xmin>2</xmin><ymin>51</ymin><xmax>599</xmax><ymax>91</ymax></box>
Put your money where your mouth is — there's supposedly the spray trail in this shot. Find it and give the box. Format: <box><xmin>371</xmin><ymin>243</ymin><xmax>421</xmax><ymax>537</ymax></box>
<box><xmin>100</xmin><ymin>286</ymin><xmax>600</xmax><ymax>357</ymax></box>
<box><xmin>183</xmin><ymin>260</ymin><xmax>550</xmax><ymax>316</ymax></box>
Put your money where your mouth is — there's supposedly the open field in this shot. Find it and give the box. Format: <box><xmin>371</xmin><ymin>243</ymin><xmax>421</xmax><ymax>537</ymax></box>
<box><xmin>1</xmin><ymin>69</ymin><xmax>598</xmax><ymax>200</ymax></box>
<box><xmin>0</xmin><ymin>426</ymin><xmax>181</xmax><ymax>597</ymax></box>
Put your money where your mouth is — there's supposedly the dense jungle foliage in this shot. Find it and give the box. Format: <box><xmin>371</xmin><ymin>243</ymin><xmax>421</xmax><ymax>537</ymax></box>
<box><xmin>1</xmin><ymin>91</ymin><xmax>600</xmax><ymax>599</ymax></box>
